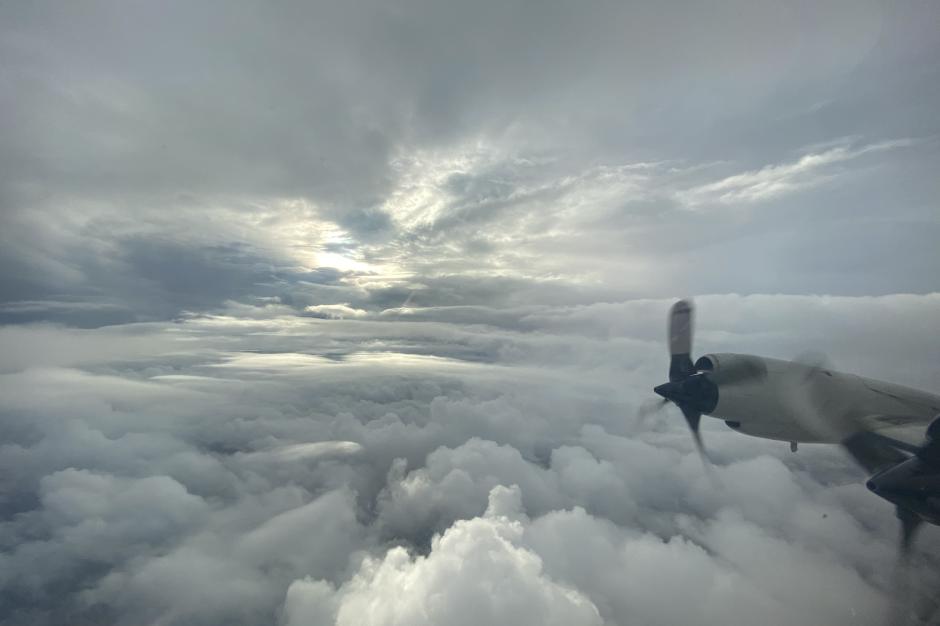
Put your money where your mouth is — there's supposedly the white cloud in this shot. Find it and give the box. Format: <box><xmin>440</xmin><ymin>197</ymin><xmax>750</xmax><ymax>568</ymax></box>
<box><xmin>240</xmin><ymin>441</ymin><xmax>364</xmax><ymax>463</ymax></box>
<box><xmin>285</xmin><ymin>485</ymin><xmax>603</xmax><ymax>626</ymax></box>
<box><xmin>304</xmin><ymin>304</ymin><xmax>371</xmax><ymax>319</ymax></box>
<box><xmin>681</xmin><ymin>139</ymin><xmax>914</xmax><ymax>206</ymax></box>
<box><xmin>1</xmin><ymin>291</ymin><xmax>939</xmax><ymax>625</ymax></box>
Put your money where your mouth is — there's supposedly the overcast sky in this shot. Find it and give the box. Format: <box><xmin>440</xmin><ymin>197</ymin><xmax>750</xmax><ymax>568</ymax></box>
<box><xmin>1</xmin><ymin>2</ymin><xmax>939</xmax><ymax>625</ymax></box>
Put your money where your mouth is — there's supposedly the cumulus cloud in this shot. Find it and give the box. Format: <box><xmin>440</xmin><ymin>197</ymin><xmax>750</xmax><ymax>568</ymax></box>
<box><xmin>285</xmin><ymin>485</ymin><xmax>602</xmax><ymax>626</ymax></box>
<box><xmin>1</xmin><ymin>295</ymin><xmax>939</xmax><ymax>625</ymax></box>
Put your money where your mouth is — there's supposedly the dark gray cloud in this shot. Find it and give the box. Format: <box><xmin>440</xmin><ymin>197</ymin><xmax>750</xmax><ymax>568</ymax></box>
<box><xmin>2</xmin><ymin>1</ymin><xmax>939</xmax><ymax>324</ymax></box>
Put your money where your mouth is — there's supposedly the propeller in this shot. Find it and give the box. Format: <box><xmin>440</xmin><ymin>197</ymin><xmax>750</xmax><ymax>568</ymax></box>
<box><xmin>859</xmin><ymin>417</ymin><xmax>940</xmax><ymax>555</ymax></box>
<box><xmin>787</xmin><ymin>360</ymin><xmax>938</xmax><ymax>623</ymax></box>
<box><xmin>785</xmin><ymin>359</ymin><xmax>927</xmax><ymax>531</ymax></box>
<box><xmin>653</xmin><ymin>299</ymin><xmax>717</xmax><ymax>462</ymax></box>
<box><xmin>866</xmin><ymin>432</ymin><xmax>939</xmax><ymax>626</ymax></box>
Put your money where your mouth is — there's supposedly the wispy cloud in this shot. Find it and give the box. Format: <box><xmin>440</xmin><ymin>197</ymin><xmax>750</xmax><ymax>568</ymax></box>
<box><xmin>681</xmin><ymin>139</ymin><xmax>915</xmax><ymax>206</ymax></box>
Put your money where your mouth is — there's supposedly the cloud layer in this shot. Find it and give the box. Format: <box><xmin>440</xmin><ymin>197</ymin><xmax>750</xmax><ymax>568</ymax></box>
<box><xmin>2</xmin><ymin>2</ymin><xmax>939</xmax><ymax>624</ymax></box>
<box><xmin>2</xmin><ymin>295</ymin><xmax>939</xmax><ymax>625</ymax></box>
<box><xmin>2</xmin><ymin>1</ymin><xmax>939</xmax><ymax>326</ymax></box>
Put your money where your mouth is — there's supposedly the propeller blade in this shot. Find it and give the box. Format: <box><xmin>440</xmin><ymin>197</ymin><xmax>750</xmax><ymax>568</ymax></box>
<box><xmin>885</xmin><ymin>506</ymin><xmax>922</xmax><ymax>626</ymax></box>
<box><xmin>678</xmin><ymin>405</ymin><xmax>702</xmax><ymax>436</ymax></box>
<box><xmin>679</xmin><ymin>404</ymin><xmax>711</xmax><ymax>460</ymax></box>
<box><xmin>668</xmin><ymin>299</ymin><xmax>695</xmax><ymax>382</ymax></box>
<box><xmin>678</xmin><ymin>404</ymin><xmax>719</xmax><ymax>486</ymax></box>
<box><xmin>661</xmin><ymin>299</ymin><xmax>713</xmax><ymax>465</ymax></box>
<box><xmin>898</xmin><ymin>506</ymin><xmax>922</xmax><ymax>564</ymax></box>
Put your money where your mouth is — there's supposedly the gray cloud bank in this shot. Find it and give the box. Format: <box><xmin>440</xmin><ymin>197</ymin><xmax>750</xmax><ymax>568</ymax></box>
<box><xmin>2</xmin><ymin>1</ymin><xmax>939</xmax><ymax>327</ymax></box>
<box><xmin>2</xmin><ymin>295</ymin><xmax>939</xmax><ymax>625</ymax></box>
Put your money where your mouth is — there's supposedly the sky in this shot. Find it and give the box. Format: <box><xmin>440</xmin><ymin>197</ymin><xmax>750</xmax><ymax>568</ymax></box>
<box><xmin>1</xmin><ymin>1</ymin><xmax>939</xmax><ymax>625</ymax></box>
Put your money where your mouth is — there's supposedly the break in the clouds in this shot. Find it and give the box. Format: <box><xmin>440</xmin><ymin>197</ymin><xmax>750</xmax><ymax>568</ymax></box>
<box><xmin>2</xmin><ymin>1</ymin><xmax>939</xmax><ymax>625</ymax></box>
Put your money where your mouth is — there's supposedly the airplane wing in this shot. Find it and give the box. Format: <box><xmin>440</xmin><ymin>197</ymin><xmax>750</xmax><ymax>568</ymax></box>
<box><xmin>843</xmin><ymin>414</ymin><xmax>928</xmax><ymax>474</ymax></box>
<box><xmin>858</xmin><ymin>414</ymin><xmax>929</xmax><ymax>449</ymax></box>
<box><xmin>842</xmin><ymin>429</ymin><xmax>911</xmax><ymax>475</ymax></box>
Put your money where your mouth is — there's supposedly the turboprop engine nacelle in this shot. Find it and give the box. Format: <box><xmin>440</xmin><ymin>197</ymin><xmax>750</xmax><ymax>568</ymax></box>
<box><xmin>694</xmin><ymin>353</ymin><xmax>834</xmax><ymax>443</ymax></box>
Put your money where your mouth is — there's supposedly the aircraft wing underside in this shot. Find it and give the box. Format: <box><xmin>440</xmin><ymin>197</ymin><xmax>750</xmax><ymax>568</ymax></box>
<box><xmin>856</xmin><ymin>413</ymin><xmax>930</xmax><ymax>452</ymax></box>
